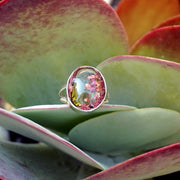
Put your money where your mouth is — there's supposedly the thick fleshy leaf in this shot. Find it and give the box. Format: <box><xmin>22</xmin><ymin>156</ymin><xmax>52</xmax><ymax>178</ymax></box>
<box><xmin>0</xmin><ymin>145</ymin><xmax>37</xmax><ymax>180</ymax></box>
<box><xmin>131</xmin><ymin>26</ymin><xmax>180</xmax><ymax>63</ymax></box>
<box><xmin>116</xmin><ymin>0</ymin><xmax>180</xmax><ymax>46</ymax></box>
<box><xmin>0</xmin><ymin>107</ymin><xmax>138</xmax><ymax>171</ymax></box>
<box><xmin>69</xmin><ymin>108</ymin><xmax>180</xmax><ymax>154</ymax></box>
<box><xmin>0</xmin><ymin>142</ymin><xmax>99</xmax><ymax>180</ymax></box>
<box><xmin>13</xmin><ymin>104</ymin><xmax>136</xmax><ymax>134</ymax></box>
<box><xmin>0</xmin><ymin>0</ymin><xmax>128</xmax><ymax>108</ymax></box>
<box><xmin>156</xmin><ymin>15</ymin><xmax>180</xmax><ymax>28</ymax></box>
<box><xmin>0</xmin><ymin>108</ymin><xmax>104</xmax><ymax>169</ymax></box>
<box><xmin>97</xmin><ymin>55</ymin><xmax>180</xmax><ymax>112</ymax></box>
<box><xmin>85</xmin><ymin>150</ymin><xmax>134</xmax><ymax>170</ymax></box>
<box><xmin>85</xmin><ymin>142</ymin><xmax>180</xmax><ymax>180</ymax></box>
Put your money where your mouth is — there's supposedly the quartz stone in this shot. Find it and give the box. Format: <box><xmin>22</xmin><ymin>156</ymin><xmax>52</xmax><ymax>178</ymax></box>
<box><xmin>67</xmin><ymin>66</ymin><xmax>106</xmax><ymax>111</ymax></box>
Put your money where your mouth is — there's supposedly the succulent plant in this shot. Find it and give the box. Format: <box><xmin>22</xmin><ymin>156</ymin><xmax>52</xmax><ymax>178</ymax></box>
<box><xmin>0</xmin><ymin>0</ymin><xmax>180</xmax><ymax>179</ymax></box>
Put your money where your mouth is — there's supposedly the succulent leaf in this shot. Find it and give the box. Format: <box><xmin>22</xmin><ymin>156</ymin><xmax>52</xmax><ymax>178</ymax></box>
<box><xmin>0</xmin><ymin>141</ymin><xmax>99</xmax><ymax>179</ymax></box>
<box><xmin>131</xmin><ymin>26</ymin><xmax>180</xmax><ymax>63</ymax></box>
<box><xmin>97</xmin><ymin>55</ymin><xmax>180</xmax><ymax>112</ymax></box>
<box><xmin>0</xmin><ymin>107</ymin><xmax>104</xmax><ymax>169</ymax></box>
<box><xmin>0</xmin><ymin>0</ymin><xmax>128</xmax><ymax>108</ymax></box>
<box><xmin>156</xmin><ymin>15</ymin><xmax>180</xmax><ymax>28</ymax></box>
<box><xmin>0</xmin><ymin>0</ymin><xmax>180</xmax><ymax>179</ymax></box>
<box><xmin>85</xmin><ymin>142</ymin><xmax>180</xmax><ymax>180</ymax></box>
<box><xmin>13</xmin><ymin>104</ymin><xmax>136</xmax><ymax>134</ymax></box>
<box><xmin>116</xmin><ymin>0</ymin><xmax>180</xmax><ymax>46</ymax></box>
<box><xmin>0</xmin><ymin>146</ymin><xmax>38</xmax><ymax>180</ymax></box>
<box><xmin>0</xmin><ymin>107</ymin><xmax>140</xmax><ymax>171</ymax></box>
<box><xmin>69</xmin><ymin>108</ymin><xmax>180</xmax><ymax>154</ymax></box>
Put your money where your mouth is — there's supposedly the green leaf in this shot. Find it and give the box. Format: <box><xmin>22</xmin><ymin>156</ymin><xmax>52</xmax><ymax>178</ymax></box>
<box><xmin>0</xmin><ymin>107</ymin><xmax>103</xmax><ymax>169</ymax></box>
<box><xmin>97</xmin><ymin>55</ymin><xmax>180</xmax><ymax>112</ymax></box>
<box><xmin>0</xmin><ymin>141</ymin><xmax>99</xmax><ymax>180</ymax></box>
<box><xmin>69</xmin><ymin>108</ymin><xmax>180</xmax><ymax>154</ymax></box>
<box><xmin>85</xmin><ymin>142</ymin><xmax>180</xmax><ymax>180</ymax></box>
<box><xmin>1</xmin><ymin>107</ymin><xmax>137</xmax><ymax>170</ymax></box>
<box><xmin>0</xmin><ymin>143</ymin><xmax>38</xmax><ymax>180</ymax></box>
<box><xmin>85</xmin><ymin>150</ymin><xmax>134</xmax><ymax>170</ymax></box>
<box><xmin>0</xmin><ymin>0</ymin><xmax>128</xmax><ymax>107</ymax></box>
<box><xmin>14</xmin><ymin>104</ymin><xmax>136</xmax><ymax>134</ymax></box>
<box><xmin>131</xmin><ymin>26</ymin><xmax>180</xmax><ymax>63</ymax></box>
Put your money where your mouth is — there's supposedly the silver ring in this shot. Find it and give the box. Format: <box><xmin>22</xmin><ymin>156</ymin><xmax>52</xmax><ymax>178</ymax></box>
<box><xmin>59</xmin><ymin>66</ymin><xmax>108</xmax><ymax>112</ymax></box>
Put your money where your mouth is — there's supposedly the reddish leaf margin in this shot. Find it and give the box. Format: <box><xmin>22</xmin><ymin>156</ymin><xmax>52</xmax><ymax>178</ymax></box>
<box><xmin>85</xmin><ymin>142</ymin><xmax>180</xmax><ymax>180</ymax></box>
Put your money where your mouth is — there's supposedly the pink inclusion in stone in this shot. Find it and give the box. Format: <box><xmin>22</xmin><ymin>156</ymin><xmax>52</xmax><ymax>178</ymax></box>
<box><xmin>67</xmin><ymin>66</ymin><xmax>106</xmax><ymax>111</ymax></box>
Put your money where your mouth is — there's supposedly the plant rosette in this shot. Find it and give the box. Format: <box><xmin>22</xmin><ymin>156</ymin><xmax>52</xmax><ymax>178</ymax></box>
<box><xmin>0</xmin><ymin>0</ymin><xmax>180</xmax><ymax>179</ymax></box>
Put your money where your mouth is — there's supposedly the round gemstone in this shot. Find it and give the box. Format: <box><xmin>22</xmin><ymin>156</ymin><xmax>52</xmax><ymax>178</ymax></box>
<box><xmin>67</xmin><ymin>66</ymin><xmax>106</xmax><ymax>112</ymax></box>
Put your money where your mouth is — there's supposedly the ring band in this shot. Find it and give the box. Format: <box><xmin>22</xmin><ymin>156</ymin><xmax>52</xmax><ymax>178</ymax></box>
<box><xmin>59</xmin><ymin>66</ymin><xmax>108</xmax><ymax>112</ymax></box>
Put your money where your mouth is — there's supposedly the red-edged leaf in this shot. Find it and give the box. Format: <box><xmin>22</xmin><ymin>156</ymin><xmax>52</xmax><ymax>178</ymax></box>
<box><xmin>0</xmin><ymin>153</ymin><xmax>37</xmax><ymax>180</ymax></box>
<box><xmin>14</xmin><ymin>104</ymin><xmax>135</xmax><ymax>134</ymax></box>
<box><xmin>156</xmin><ymin>15</ymin><xmax>180</xmax><ymax>28</ymax></box>
<box><xmin>0</xmin><ymin>108</ymin><xmax>104</xmax><ymax>169</ymax></box>
<box><xmin>0</xmin><ymin>142</ymin><xmax>99</xmax><ymax>179</ymax></box>
<box><xmin>0</xmin><ymin>0</ymin><xmax>128</xmax><ymax>108</ymax></box>
<box><xmin>85</xmin><ymin>142</ymin><xmax>180</xmax><ymax>180</ymax></box>
<box><xmin>69</xmin><ymin>108</ymin><xmax>180</xmax><ymax>155</ymax></box>
<box><xmin>97</xmin><ymin>55</ymin><xmax>180</xmax><ymax>112</ymax></box>
<box><xmin>131</xmin><ymin>26</ymin><xmax>180</xmax><ymax>63</ymax></box>
<box><xmin>116</xmin><ymin>0</ymin><xmax>180</xmax><ymax>46</ymax></box>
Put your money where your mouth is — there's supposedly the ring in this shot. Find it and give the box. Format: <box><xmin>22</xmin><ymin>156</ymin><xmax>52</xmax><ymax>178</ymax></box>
<box><xmin>59</xmin><ymin>66</ymin><xmax>108</xmax><ymax>112</ymax></box>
